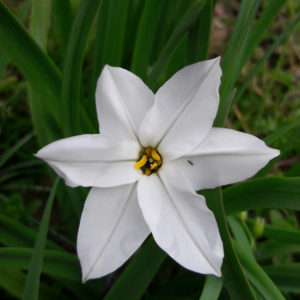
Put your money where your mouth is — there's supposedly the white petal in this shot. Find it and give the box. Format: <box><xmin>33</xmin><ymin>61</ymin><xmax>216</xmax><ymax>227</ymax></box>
<box><xmin>137</xmin><ymin>164</ymin><xmax>223</xmax><ymax>276</ymax></box>
<box><xmin>175</xmin><ymin>128</ymin><xmax>280</xmax><ymax>191</ymax></box>
<box><xmin>77</xmin><ymin>185</ymin><xmax>150</xmax><ymax>281</ymax></box>
<box><xmin>96</xmin><ymin>65</ymin><xmax>154</xmax><ymax>142</ymax></box>
<box><xmin>139</xmin><ymin>57</ymin><xmax>221</xmax><ymax>160</ymax></box>
<box><xmin>36</xmin><ymin>134</ymin><xmax>142</xmax><ymax>187</ymax></box>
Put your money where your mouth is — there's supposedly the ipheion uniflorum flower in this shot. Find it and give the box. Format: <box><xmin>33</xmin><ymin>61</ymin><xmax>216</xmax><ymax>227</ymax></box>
<box><xmin>36</xmin><ymin>57</ymin><xmax>279</xmax><ymax>282</ymax></box>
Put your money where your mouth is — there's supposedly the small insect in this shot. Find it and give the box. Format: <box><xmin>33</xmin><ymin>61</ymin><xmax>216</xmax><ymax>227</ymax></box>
<box><xmin>187</xmin><ymin>160</ymin><xmax>194</xmax><ymax>166</ymax></box>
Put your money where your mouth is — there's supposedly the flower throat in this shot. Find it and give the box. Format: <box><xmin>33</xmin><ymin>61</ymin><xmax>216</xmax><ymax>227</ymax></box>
<box><xmin>134</xmin><ymin>147</ymin><xmax>162</xmax><ymax>175</ymax></box>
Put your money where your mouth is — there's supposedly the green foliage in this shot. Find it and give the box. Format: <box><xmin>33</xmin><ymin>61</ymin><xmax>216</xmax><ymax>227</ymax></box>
<box><xmin>0</xmin><ymin>0</ymin><xmax>299</xmax><ymax>299</ymax></box>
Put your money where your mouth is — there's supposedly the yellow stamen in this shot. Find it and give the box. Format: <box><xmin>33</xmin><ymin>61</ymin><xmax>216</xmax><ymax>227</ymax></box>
<box><xmin>145</xmin><ymin>147</ymin><xmax>152</xmax><ymax>156</ymax></box>
<box><xmin>150</xmin><ymin>162</ymin><xmax>158</xmax><ymax>170</ymax></box>
<box><xmin>145</xmin><ymin>168</ymin><xmax>151</xmax><ymax>176</ymax></box>
<box><xmin>151</xmin><ymin>149</ymin><xmax>161</xmax><ymax>162</ymax></box>
<box><xmin>134</xmin><ymin>155</ymin><xmax>147</xmax><ymax>169</ymax></box>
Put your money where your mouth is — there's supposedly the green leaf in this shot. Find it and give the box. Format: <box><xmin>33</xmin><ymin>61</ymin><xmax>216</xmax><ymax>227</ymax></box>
<box><xmin>215</xmin><ymin>0</ymin><xmax>261</xmax><ymax>126</ymax></box>
<box><xmin>0</xmin><ymin>247</ymin><xmax>81</xmax><ymax>282</ymax></box>
<box><xmin>234</xmin><ymin>242</ymin><xmax>284</xmax><ymax>300</ymax></box>
<box><xmin>0</xmin><ymin>214</ymin><xmax>61</xmax><ymax>250</ymax></box>
<box><xmin>22</xmin><ymin>177</ymin><xmax>59</xmax><ymax>300</ymax></box>
<box><xmin>0</xmin><ymin>2</ymin><xmax>62</xmax><ymax>125</ymax></box>
<box><xmin>263</xmin><ymin>264</ymin><xmax>300</xmax><ymax>293</ymax></box>
<box><xmin>227</xmin><ymin>216</ymin><xmax>255</xmax><ymax>259</ymax></box>
<box><xmin>186</xmin><ymin>0</ymin><xmax>214</xmax><ymax>63</ymax></box>
<box><xmin>223</xmin><ymin>177</ymin><xmax>300</xmax><ymax>214</ymax></box>
<box><xmin>104</xmin><ymin>237</ymin><xmax>166</xmax><ymax>300</ymax></box>
<box><xmin>204</xmin><ymin>189</ymin><xmax>256</xmax><ymax>300</ymax></box>
<box><xmin>256</xmin><ymin>240</ymin><xmax>300</xmax><ymax>262</ymax></box>
<box><xmin>232</xmin><ymin>12</ymin><xmax>300</xmax><ymax>113</ymax></box>
<box><xmin>0</xmin><ymin>131</ymin><xmax>34</xmax><ymax>168</ymax></box>
<box><xmin>131</xmin><ymin>0</ymin><xmax>165</xmax><ymax>80</ymax></box>
<box><xmin>199</xmin><ymin>275</ymin><xmax>223</xmax><ymax>300</ymax></box>
<box><xmin>247</xmin><ymin>219</ymin><xmax>300</xmax><ymax>245</ymax></box>
<box><xmin>146</xmin><ymin>0</ymin><xmax>207</xmax><ymax>90</ymax></box>
<box><xmin>52</xmin><ymin>0</ymin><xmax>73</xmax><ymax>60</ymax></box>
<box><xmin>0</xmin><ymin>267</ymin><xmax>62</xmax><ymax>300</ymax></box>
<box><xmin>61</xmin><ymin>0</ymin><xmax>102</xmax><ymax>136</ymax></box>
<box><xmin>240</xmin><ymin>0</ymin><xmax>285</xmax><ymax>68</ymax></box>
<box><xmin>30</xmin><ymin>0</ymin><xmax>52</xmax><ymax>51</ymax></box>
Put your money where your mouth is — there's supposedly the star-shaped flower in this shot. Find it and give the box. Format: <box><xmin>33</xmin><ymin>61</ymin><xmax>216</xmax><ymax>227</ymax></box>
<box><xmin>36</xmin><ymin>57</ymin><xmax>279</xmax><ymax>282</ymax></box>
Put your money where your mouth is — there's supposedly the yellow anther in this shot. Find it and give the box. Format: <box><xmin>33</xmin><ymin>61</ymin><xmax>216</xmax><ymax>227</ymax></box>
<box><xmin>150</xmin><ymin>162</ymin><xmax>158</xmax><ymax>170</ymax></box>
<box><xmin>151</xmin><ymin>149</ymin><xmax>161</xmax><ymax>162</ymax></box>
<box><xmin>145</xmin><ymin>147</ymin><xmax>152</xmax><ymax>156</ymax></box>
<box><xmin>145</xmin><ymin>168</ymin><xmax>151</xmax><ymax>176</ymax></box>
<box><xmin>134</xmin><ymin>155</ymin><xmax>148</xmax><ymax>169</ymax></box>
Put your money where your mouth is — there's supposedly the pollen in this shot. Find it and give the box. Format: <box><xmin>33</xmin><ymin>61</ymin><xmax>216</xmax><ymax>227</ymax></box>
<box><xmin>135</xmin><ymin>147</ymin><xmax>162</xmax><ymax>175</ymax></box>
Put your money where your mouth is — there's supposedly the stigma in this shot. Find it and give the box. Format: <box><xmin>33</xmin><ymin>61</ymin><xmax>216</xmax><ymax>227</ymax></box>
<box><xmin>134</xmin><ymin>147</ymin><xmax>162</xmax><ymax>175</ymax></box>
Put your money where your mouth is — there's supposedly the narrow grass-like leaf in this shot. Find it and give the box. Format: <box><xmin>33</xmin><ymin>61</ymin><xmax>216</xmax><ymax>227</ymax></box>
<box><xmin>199</xmin><ymin>275</ymin><xmax>223</xmax><ymax>300</ymax></box>
<box><xmin>215</xmin><ymin>0</ymin><xmax>261</xmax><ymax>126</ymax></box>
<box><xmin>186</xmin><ymin>0</ymin><xmax>214</xmax><ymax>63</ymax></box>
<box><xmin>240</xmin><ymin>0</ymin><xmax>285</xmax><ymax>68</ymax></box>
<box><xmin>90</xmin><ymin>0</ymin><xmax>130</xmax><ymax>105</ymax></box>
<box><xmin>232</xmin><ymin>12</ymin><xmax>300</xmax><ymax>111</ymax></box>
<box><xmin>0</xmin><ymin>248</ymin><xmax>81</xmax><ymax>282</ymax></box>
<box><xmin>52</xmin><ymin>0</ymin><xmax>73</xmax><ymax>61</ymax></box>
<box><xmin>257</xmin><ymin>241</ymin><xmax>300</xmax><ymax>262</ymax></box>
<box><xmin>204</xmin><ymin>189</ymin><xmax>256</xmax><ymax>300</ymax></box>
<box><xmin>29</xmin><ymin>0</ymin><xmax>54</xmax><ymax>146</ymax></box>
<box><xmin>30</xmin><ymin>0</ymin><xmax>51</xmax><ymax>51</ymax></box>
<box><xmin>61</xmin><ymin>0</ymin><xmax>103</xmax><ymax>136</ymax></box>
<box><xmin>0</xmin><ymin>214</ymin><xmax>61</xmax><ymax>250</ymax></box>
<box><xmin>22</xmin><ymin>177</ymin><xmax>59</xmax><ymax>300</ymax></box>
<box><xmin>0</xmin><ymin>0</ymin><xmax>32</xmax><ymax>78</ymax></box>
<box><xmin>263</xmin><ymin>264</ymin><xmax>300</xmax><ymax>293</ymax></box>
<box><xmin>223</xmin><ymin>177</ymin><xmax>300</xmax><ymax>214</ymax></box>
<box><xmin>246</xmin><ymin>219</ymin><xmax>300</xmax><ymax>244</ymax></box>
<box><xmin>130</xmin><ymin>0</ymin><xmax>165</xmax><ymax>80</ymax></box>
<box><xmin>104</xmin><ymin>237</ymin><xmax>166</xmax><ymax>300</ymax></box>
<box><xmin>147</xmin><ymin>0</ymin><xmax>207</xmax><ymax>90</ymax></box>
<box><xmin>0</xmin><ymin>267</ymin><xmax>61</xmax><ymax>300</ymax></box>
<box><xmin>0</xmin><ymin>2</ymin><xmax>61</xmax><ymax>125</ymax></box>
<box><xmin>0</xmin><ymin>131</ymin><xmax>34</xmax><ymax>168</ymax></box>
<box><xmin>227</xmin><ymin>216</ymin><xmax>255</xmax><ymax>259</ymax></box>
<box><xmin>234</xmin><ymin>241</ymin><xmax>285</xmax><ymax>300</ymax></box>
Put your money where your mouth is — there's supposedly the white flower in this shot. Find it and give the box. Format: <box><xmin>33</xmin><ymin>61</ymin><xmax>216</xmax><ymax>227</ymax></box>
<box><xmin>36</xmin><ymin>57</ymin><xmax>279</xmax><ymax>282</ymax></box>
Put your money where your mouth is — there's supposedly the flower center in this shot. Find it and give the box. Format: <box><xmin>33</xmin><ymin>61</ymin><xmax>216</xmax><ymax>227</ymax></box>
<box><xmin>134</xmin><ymin>147</ymin><xmax>163</xmax><ymax>175</ymax></box>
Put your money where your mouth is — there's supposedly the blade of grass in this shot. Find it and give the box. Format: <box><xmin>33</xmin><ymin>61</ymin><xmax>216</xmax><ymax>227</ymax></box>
<box><xmin>234</xmin><ymin>241</ymin><xmax>285</xmax><ymax>300</ymax></box>
<box><xmin>0</xmin><ymin>247</ymin><xmax>81</xmax><ymax>282</ymax></box>
<box><xmin>52</xmin><ymin>0</ymin><xmax>73</xmax><ymax>61</ymax></box>
<box><xmin>263</xmin><ymin>264</ymin><xmax>300</xmax><ymax>293</ymax></box>
<box><xmin>204</xmin><ymin>189</ymin><xmax>256</xmax><ymax>300</ymax></box>
<box><xmin>89</xmin><ymin>0</ymin><xmax>130</xmax><ymax>110</ymax></box>
<box><xmin>223</xmin><ymin>177</ymin><xmax>300</xmax><ymax>214</ymax></box>
<box><xmin>22</xmin><ymin>177</ymin><xmax>59</xmax><ymax>300</ymax></box>
<box><xmin>130</xmin><ymin>0</ymin><xmax>165</xmax><ymax>80</ymax></box>
<box><xmin>0</xmin><ymin>2</ymin><xmax>61</xmax><ymax>125</ymax></box>
<box><xmin>0</xmin><ymin>131</ymin><xmax>34</xmax><ymax>168</ymax></box>
<box><xmin>246</xmin><ymin>219</ymin><xmax>300</xmax><ymax>244</ymax></box>
<box><xmin>240</xmin><ymin>0</ymin><xmax>285</xmax><ymax>68</ymax></box>
<box><xmin>232</xmin><ymin>12</ymin><xmax>300</xmax><ymax>112</ymax></box>
<box><xmin>61</xmin><ymin>0</ymin><xmax>103</xmax><ymax>136</ymax></box>
<box><xmin>186</xmin><ymin>0</ymin><xmax>214</xmax><ymax>63</ymax></box>
<box><xmin>146</xmin><ymin>0</ymin><xmax>207</xmax><ymax>90</ymax></box>
<box><xmin>29</xmin><ymin>0</ymin><xmax>54</xmax><ymax>146</ymax></box>
<box><xmin>103</xmin><ymin>237</ymin><xmax>166</xmax><ymax>300</ymax></box>
<box><xmin>199</xmin><ymin>275</ymin><xmax>223</xmax><ymax>300</ymax></box>
<box><xmin>0</xmin><ymin>267</ymin><xmax>62</xmax><ymax>300</ymax></box>
<box><xmin>215</xmin><ymin>0</ymin><xmax>261</xmax><ymax>127</ymax></box>
<box><xmin>0</xmin><ymin>214</ymin><xmax>61</xmax><ymax>250</ymax></box>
